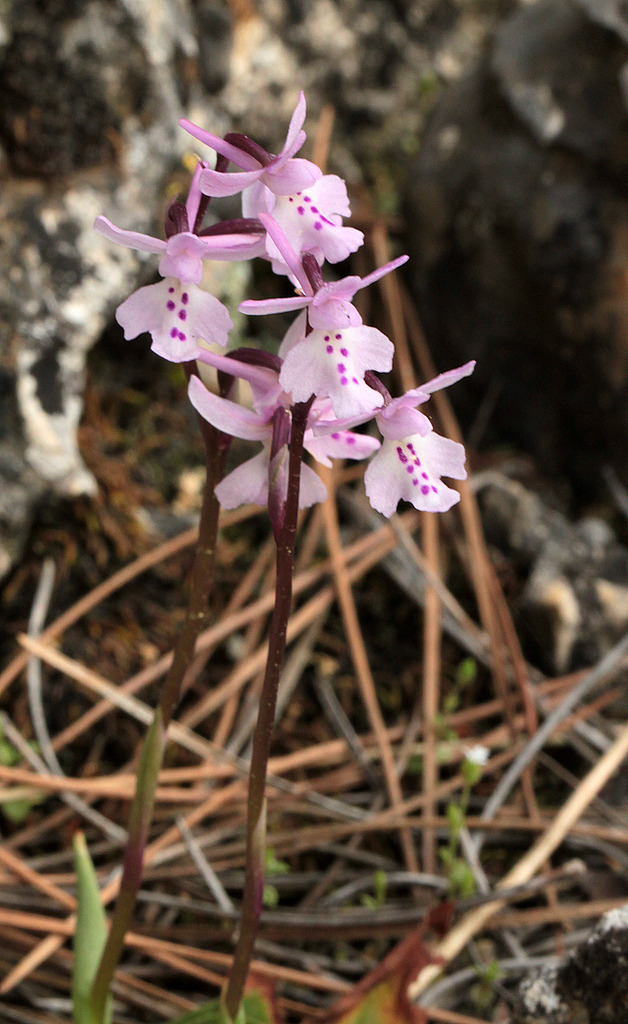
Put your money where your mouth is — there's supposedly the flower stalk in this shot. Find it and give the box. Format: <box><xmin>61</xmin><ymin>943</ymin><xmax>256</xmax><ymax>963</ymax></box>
<box><xmin>222</xmin><ymin>399</ymin><xmax>312</xmax><ymax>1021</ymax></box>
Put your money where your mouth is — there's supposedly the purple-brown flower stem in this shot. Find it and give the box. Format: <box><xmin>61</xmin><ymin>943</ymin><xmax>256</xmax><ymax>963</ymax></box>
<box><xmin>88</xmin><ymin>362</ymin><xmax>228</xmax><ymax>1022</ymax></box>
<box><xmin>222</xmin><ymin>398</ymin><xmax>312</xmax><ymax>1022</ymax></box>
<box><xmin>158</xmin><ymin>380</ymin><xmax>228</xmax><ymax>728</ymax></box>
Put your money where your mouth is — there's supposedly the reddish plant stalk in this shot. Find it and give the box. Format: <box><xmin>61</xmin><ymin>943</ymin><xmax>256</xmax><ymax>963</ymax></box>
<box><xmin>223</xmin><ymin>399</ymin><xmax>312</xmax><ymax>1021</ymax></box>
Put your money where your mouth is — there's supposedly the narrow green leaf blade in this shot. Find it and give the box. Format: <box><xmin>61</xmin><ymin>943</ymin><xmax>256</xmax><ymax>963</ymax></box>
<box><xmin>72</xmin><ymin>832</ymin><xmax>112</xmax><ymax>1024</ymax></box>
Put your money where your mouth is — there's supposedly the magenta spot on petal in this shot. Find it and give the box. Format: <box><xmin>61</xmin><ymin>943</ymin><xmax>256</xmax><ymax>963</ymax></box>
<box><xmin>179</xmin><ymin>309</ymin><xmax>187</xmax><ymax>320</ymax></box>
<box><xmin>311</xmin><ymin>206</ymin><xmax>318</xmax><ymax>213</ymax></box>
<box><xmin>326</xmin><ymin>344</ymin><xmax>333</xmax><ymax>353</ymax></box>
<box><xmin>432</xmin><ymin>486</ymin><xmax>438</xmax><ymax>493</ymax></box>
<box><xmin>331</xmin><ymin>432</ymin><xmax>340</xmax><ymax>439</ymax></box>
<box><xmin>170</xmin><ymin>327</ymin><xmax>178</xmax><ymax>338</ymax></box>
<box><xmin>337</xmin><ymin>363</ymin><xmax>346</xmax><ymax>372</ymax></box>
<box><xmin>314</xmin><ymin>222</ymin><xmax>322</xmax><ymax>230</ymax></box>
<box><xmin>421</xmin><ymin>485</ymin><xmax>430</xmax><ymax>495</ymax></box>
<box><xmin>178</xmin><ymin>331</ymin><xmax>186</xmax><ymax>340</ymax></box>
<box><xmin>168</xmin><ymin>287</ymin><xmax>175</xmax><ymax>293</ymax></box>
<box><xmin>412</xmin><ymin>479</ymin><xmax>419</xmax><ymax>486</ymax></box>
<box><xmin>407</xmin><ymin>443</ymin><xmax>415</xmax><ymax>452</ymax></box>
<box><xmin>335</xmin><ymin>333</ymin><xmax>342</xmax><ymax>340</ymax></box>
<box><xmin>347</xmin><ymin>436</ymin><xmax>356</xmax><ymax>444</ymax></box>
<box><xmin>422</xmin><ymin>472</ymin><xmax>428</xmax><ymax>479</ymax></box>
<box><xmin>182</xmin><ymin>292</ymin><xmax>189</xmax><ymax>304</ymax></box>
<box><xmin>297</xmin><ymin>206</ymin><xmax>305</xmax><ymax>215</ymax></box>
<box><xmin>288</xmin><ymin>197</ymin><xmax>294</xmax><ymax>202</ymax></box>
<box><xmin>304</xmin><ymin>196</ymin><xmax>311</xmax><ymax>202</ymax></box>
<box><xmin>414</xmin><ymin>458</ymin><xmax>420</xmax><ymax>466</ymax></box>
<box><xmin>340</xmin><ymin>377</ymin><xmax>348</xmax><ymax>385</ymax></box>
<box><xmin>396</xmin><ymin>447</ymin><xmax>408</xmax><ymax>464</ymax></box>
<box><xmin>340</xmin><ymin>347</ymin><xmax>348</xmax><ymax>356</ymax></box>
<box><xmin>167</xmin><ymin>300</ymin><xmax>175</xmax><ymax>310</ymax></box>
<box><xmin>352</xmin><ymin>377</ymin><xmax>358</xmax><ymax>384</ymax></box>
<box><xmin>324</xmin><ymin>335</ymin><xmax>330</xmax><ymax>341</ymax></box>
<box><xmin>407</xmin><ymin>466</ymin><xmax>413</xmax><ymax>474</ymax></box>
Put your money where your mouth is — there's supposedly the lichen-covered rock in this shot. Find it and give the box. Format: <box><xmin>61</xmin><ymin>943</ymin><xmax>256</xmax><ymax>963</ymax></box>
<box><xmin>0</xmin><ymin>0</ymin><xmax>200</xmax><ymax>574</ymax></box>
<box><xmin>515</xmin><ymin>905</ymin><xmax>628</xmax><ymax>1024</ymax></box>
<box><xmin>405</xmin><ymin>0</ymin><xmax>628</xmax><ymax>495</ymax></box>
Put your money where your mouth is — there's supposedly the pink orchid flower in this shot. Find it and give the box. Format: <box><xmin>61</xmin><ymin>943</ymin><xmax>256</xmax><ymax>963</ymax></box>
<box><xmin>239</xmin><ymin>215</ymin><xmax>407</xmax><ymax>418</ymax></box>
<box><xmin>365</xmin><ymin>362</ymin><xmax>476</xmax><ymax>515</ymax></box>
<box><xmin>313</xmin><ymin>361</ymin><xmax>475</xmax><ymax>516</ymax></box>
<box><xmin>180</xmin><ymin>92</ymin><xmax>321</xmax><ymax>200</ymax></box>
<box><xmin>187</xmin><ymin>369</ymin><xmax>379</xmax><ymax>511</ymax></box>
<box><xmin>242</xmin><ymin>174</ymin><xmax>364</xmax><ymax>273</ymax></box>
<box><xmin>94</xmin><ymin>207</ymin><xmax>261</xmax><ymax>363</ymax></box>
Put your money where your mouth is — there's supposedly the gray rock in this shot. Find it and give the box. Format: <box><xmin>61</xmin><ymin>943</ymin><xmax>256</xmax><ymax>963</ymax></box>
<box><xmin>405</xmin><ymin>0</ymin><xmax>628</xmax><ymax>495</ymax></box>
<box><xmin>515</xmin><ymin>904</ymin><xmax>628</xmax><ymax>1024</ymax></box>
<box><xmin>0</xmin><ymin>0</ymin><xmax>201</xmax><ymax>574</ymax></box>
<box><xmin>478</xmin><ymin>473</ymin><xmax>628</xmax><ymax>671</ymax></box>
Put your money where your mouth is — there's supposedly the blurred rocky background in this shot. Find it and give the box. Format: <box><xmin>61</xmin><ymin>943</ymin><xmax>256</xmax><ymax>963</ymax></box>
<box><xmin>1</xmin><ymin>0</ymin><xmax>628</xmax><ymax>673</ymax></box>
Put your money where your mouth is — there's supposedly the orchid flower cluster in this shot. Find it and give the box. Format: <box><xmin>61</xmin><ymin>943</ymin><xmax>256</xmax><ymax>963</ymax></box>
<box><xmin>82</xmin><ymin>93</ymin><xmax>477</xmax><ymax>1024</ymax></box>
<box><xmin>95</xmin><ymin>92</ymin><xmax>474</xmax><ymax>527</ymax></box>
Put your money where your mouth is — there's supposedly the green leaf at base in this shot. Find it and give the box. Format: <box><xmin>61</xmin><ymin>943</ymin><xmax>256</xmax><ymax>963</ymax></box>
<box><xmin>72</xmin><ymin>832</ymin><xmax>112</xmax><ymax>1024</ymax></box>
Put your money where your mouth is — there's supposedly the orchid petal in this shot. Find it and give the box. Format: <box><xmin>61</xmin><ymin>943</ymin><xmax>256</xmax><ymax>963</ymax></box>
<box><xmin>418</xmin><ymin>360</ymin><xmax>476</xmax><ymax>395</ymax></box>
<box><xmin>299</xmin><ymin>462</ymin><xmax>328</xmax><ymax>507</ymax></box>
<box><xmin>242</xmin><ymin>180</ymin><xmax>274</xmax><ymax>219</ymax></box>
<box><xmin>305</xmin><ymin>428</ymin><xmax>380</xmax><ymax>467</ymax></box>
<box><xmin>377</xmin><ymin>406</ymin><xmax>432</xmax><ymax>440</ymax></box>
<box><xmin>185</xmin><ymin>159</ymin><xmax>206</xmax><ymax>232</ymax></box>
<box><xmin>116</xmin><ymin>280</ymin><xmax>231</xmax><ymax>361</ymax></box>
<box><xmin>159</xmin><ymin>247</ymin><xmax>203</xmax><ymax>285</ymax></box>
<box><xmin>94</xmin><ymin>216</ymin><xmax>166</xmax><ymax>255</ymax></box>
<box><xmin>239</xmin><ymin>294</ymin><xmax>311</xmax><ymax>316</ymax></box>
<box><xmin>199</xmin><ymin>167</ymin><xmax>264</xmax><ymax>198</ymax></box>
<box><xmin>178</xmin><ymin>120</ymin><xmax>262</xmax><ymax>171</ymax></box>
<box><xmin>188</xmin><ymin>376</ymin><xmax>270</xmax><ymax>440</ymax></box>
<box><xmin>278</xmin><ymin>91</ymin><xmax>307</xmax><ymax>161</ymax></box>
<box><xmin>311</xmin><ymin>407</ymin><xmax>379</xmax><ymax>436</ymax></box>
<box><xmin>195</xmin><ymin>350</ymin><xmax>280</xmax><ymax>394</ymax></box>
<box><xmin>215</xmin><ymin>449</ymin><xmax>271</xmax><ymax>509</ymax></box>
<box><xmin>358</xmin><ymin>254</ymin><xmax>409</xmax><ymax>291</ymax></box>
<box><xmin>364</xmin><ymin>430</ymin><xmax>466</xmax><ymax>518</ymax></box>
<box><xmin>308</xmin><ymin>290</ymin><xmax>363</xmax><ymax>331</ymax></box>
<box><xmin>278</xmin><ymin>310</ymin><xmax>308</xmax><ymax>358</ymax></box>
<box><xmin>265</xmin><ymin>158</ymin><xmax>321</xmax><ymax>195</ymax></box>
<box><xmin>264</xmin><ymin>176</ymin><xmax>364</xmax><ymax>269</ymax></box>
<box><xmin>279</xmin><ymin>325</ymin><xmax>393</xmax><ymax>419</ymax></box>
<box><xmin>381</xmin><ymin>387</ymin><xmax>429</xmax><ymax>414</ymax></box>
<box><xmin>258</xmin><ymin>213</ymin><xmax>311</xmax><ymax>293</ymax></box>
